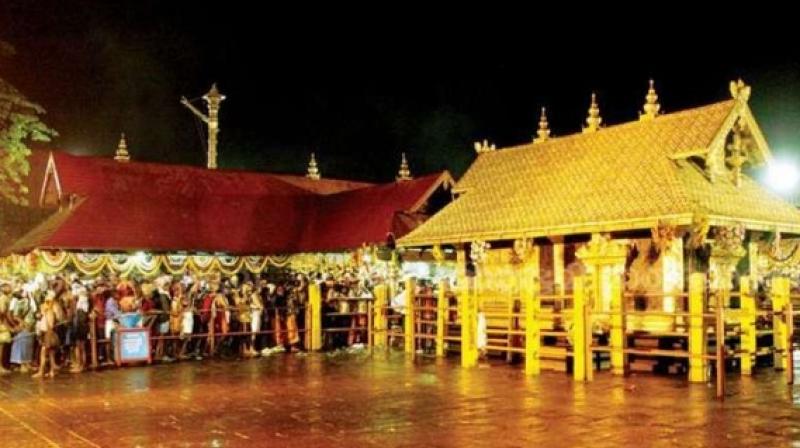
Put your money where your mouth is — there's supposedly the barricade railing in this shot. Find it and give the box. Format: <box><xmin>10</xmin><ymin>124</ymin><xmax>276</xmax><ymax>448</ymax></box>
<box><xmin>368</xmin><ymin>278</ymin><xmax>457</xmax><ymax>359</ymax></box>
<box><xmin>321</xmin><ymin>297</ymin><xmax>373</xmax><ymax>349</ymax></box>
<box><xmin>87</xmin><ymin>304</ymin><xmax>309</xmax><ymax>368</ymax></box>
<box><xmin>575</xmin><ymin>274</ymin><xmax>796</xmax><ymax>399</ymax></box>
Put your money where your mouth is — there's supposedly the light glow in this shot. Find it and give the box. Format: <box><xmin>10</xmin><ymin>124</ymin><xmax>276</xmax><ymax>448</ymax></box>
<box><xmin>766</xmin><ymin>160</ymin><xmax>800</xmax><ymax>192</ymax></box>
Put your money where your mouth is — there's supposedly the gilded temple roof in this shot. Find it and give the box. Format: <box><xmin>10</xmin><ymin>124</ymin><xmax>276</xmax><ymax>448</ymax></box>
<box><xmin>400</xmin><ymin>96</ymin><xmax>800</xmax><ymax>246</ymax></box>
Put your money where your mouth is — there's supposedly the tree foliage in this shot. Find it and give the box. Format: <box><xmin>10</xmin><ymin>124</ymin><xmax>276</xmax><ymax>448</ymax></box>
<box><xmin>1</xmin><ymin>42</ymin><xmax>58</xmax><ymax>205</ymax></box>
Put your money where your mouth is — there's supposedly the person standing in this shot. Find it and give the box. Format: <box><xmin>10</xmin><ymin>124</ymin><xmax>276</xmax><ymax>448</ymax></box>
<box><xmin>154</xmin><ymin>278</ymin><xmax>173</xmax><ymax>362</ymax></box>
<box><xmin>33</xmin><ymin>291</ymin><xmax>59</xmax><ymax>379</ymax></box>
<box><xmin>10</xmin><ymin>282</ymin><xmax>37</xmax><ymax>373</ymax></box>
<box><xmin>70</xmin><ymin>286</ymin><xmax>90</xmax><ymax>373</ymax></box>
<box><xmin>0</xmin><ymin>280</ymin><xmax>14</xmax><ymax>374</ymax></box>
<box><xmin>104</xmin><ymin>289</ymin><xmax>121</xmax><ymax>365</ymax></box>
<box><xmin>248</xmin><ymin>281</ymin><xmax>263</xmax><ymax>354</ymax></box>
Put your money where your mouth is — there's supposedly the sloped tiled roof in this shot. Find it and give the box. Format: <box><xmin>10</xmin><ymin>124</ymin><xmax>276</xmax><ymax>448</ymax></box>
<box><xmin>270</xmin><ymin>174</ymin><xmax>373</xmax><ymax>195</ymax></box>
<box><xmin>4</xmin><ymin>150</ymin><xmax>450</xmax><ymax>255</ymax></box>
<box><xmin>400</xmin><ymin>99</ymin><xmax>800</xmax><ymax>246</ymax></box>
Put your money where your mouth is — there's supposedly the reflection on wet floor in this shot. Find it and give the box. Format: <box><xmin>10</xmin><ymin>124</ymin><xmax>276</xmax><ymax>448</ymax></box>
<box><xmin>0</xmin><ymin>352</ymin><xmax>799</xmax><ymax>447</ymax></box>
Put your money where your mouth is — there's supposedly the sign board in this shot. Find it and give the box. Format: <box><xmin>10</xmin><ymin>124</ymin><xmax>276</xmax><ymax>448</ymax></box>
<box><xmin>116</xmin><ymin>328</ymin><xmax>151</xmax><ymax>366</ymax></box>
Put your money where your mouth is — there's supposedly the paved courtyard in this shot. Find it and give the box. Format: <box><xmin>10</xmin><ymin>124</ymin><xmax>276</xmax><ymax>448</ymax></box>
<box><xmin>0</xmin><ymin>351</ymin><xmax>798</xmax><ymax>447</ymax></box>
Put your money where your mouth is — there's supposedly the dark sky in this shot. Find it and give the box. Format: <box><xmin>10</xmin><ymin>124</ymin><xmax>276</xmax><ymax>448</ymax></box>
<box><xmin>2</xmin><ymin>3</ymin><xmax>800</xmax><ymax>181</ymax></box>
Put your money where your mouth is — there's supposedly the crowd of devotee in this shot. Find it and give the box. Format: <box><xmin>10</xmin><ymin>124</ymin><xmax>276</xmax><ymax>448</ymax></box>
<box><xmin>0</xmin><ymin>269</ymin><xmax>389</xmax><ymax>377</ymax></box>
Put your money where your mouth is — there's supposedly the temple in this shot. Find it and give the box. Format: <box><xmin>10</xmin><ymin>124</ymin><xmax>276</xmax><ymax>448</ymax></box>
<box><xmin>399</xmin><ymin>80</ymin><xmax>800</xmax><ymax>379</ymax></box>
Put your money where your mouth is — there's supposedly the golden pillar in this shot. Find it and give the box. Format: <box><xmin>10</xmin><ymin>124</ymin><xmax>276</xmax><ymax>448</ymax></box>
<box><xmin>524</xmin><ymin>275</ymin><xmax>541</xmax><ymax>375</ymax></box>
<box><xmin>572</xmin><ymin>276</ymin><xmax>590</xmax><ymax>381</ymax></box>
<box><xmin>739</xmin><ymin>276</ymin><xmax>756</xmax><ymax>375</ymax></box>
<box><xmin>553</xmin><ymin>237</ymin><xmax>565</xmax><ymax>295</ymax></box>
<box><xmin>688</xmin><ymin>273</ymin><xmax>707</xmax><ymax>382</ymax></box>
<box><xmin>436</xmin><ymin>279</ymin><xmax>447</xmax><ymax>357</ymax></box>
<box><xmin>309</xmin><ymin>282</ymin><xmax>322</xmax><ymax>351</ymax></box>
<box><xmin>204</xmin><ymin>84</ymin><xmax>224</xmax><ymax>169</ymax></box>
<box><xmin>373</xmin><ymin>284</ymin><xmax>388</xmax><ymax>349</ymax></box>
<box><xmin>772</xmin><ymin>276</ymin><xmax>790</xmax><ymax>371</ymax></box>
<box><xmin>609</xmin><ymin>274</ymin><xmax>625</xmax><ymax>375</ymax></box>
<box><xmin>461</xmin><ymin>276</ymin><xmax>478</xmax><ymax>368</ymax></box>
<box><xmin>706</xmin><ymin>225</ymin><xmax>746</xmax><ymax>389</ymax></box>
<box><xmin>576</xmin><ymin>234</ymin><xmax>628</xmax><ymax>376</ymax></box>
<box><xmin>404</xmin><ymin>277</ymin><xmax>416</xmax><ymax>356</ymax></box>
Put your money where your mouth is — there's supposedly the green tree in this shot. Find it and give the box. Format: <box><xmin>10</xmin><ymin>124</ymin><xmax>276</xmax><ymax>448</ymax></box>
<box><xmin>0</xmin><ymin>42</ymin><xmax>58</xmax><ymax>205</ymax></box>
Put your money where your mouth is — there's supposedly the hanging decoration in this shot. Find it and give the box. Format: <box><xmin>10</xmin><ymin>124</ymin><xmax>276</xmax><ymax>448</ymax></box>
<box><xmin>1</xmin><ymin>250</ymin><xmax>337</xmax><ymax>277</ymax></box>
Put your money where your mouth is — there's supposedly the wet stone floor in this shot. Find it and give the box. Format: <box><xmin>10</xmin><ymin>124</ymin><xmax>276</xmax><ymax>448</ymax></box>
<box><xmin>0</xmin><ymin>351</ymin><xmax>799</xmax><ymax>448</ymax></box>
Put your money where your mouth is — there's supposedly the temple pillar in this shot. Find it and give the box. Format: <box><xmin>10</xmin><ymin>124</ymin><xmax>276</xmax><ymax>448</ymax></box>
<box><xmin>552</xmin><ymin>237</ymin><xmax>565</xmax><ymax>295</ymax></box>
<box><xmin>662</xmin><ymin>235</ymin><xmax>684</xmax><ymax>313</ymax></box>
<box><xmin>524</xmin><ymin>265</ymin><xmax>541</xmax><ymax>375</ymax></box>
<box><xmin>707</xmin><ymin>225</ymin><xmax>746</xmax><ymax>390</ymax></box>
<box><xmin>309</xmin><ymin>282</ymin><xmax>322</xmax><ymax>351</ymax></box>
<box><xmin>772</xmin><ymin>276</ymin><xmax>790</xmax><ymax>371</ymax></box>
<box><xmin>436</xmin><ymin>279</ymin><xmax>447</xmax><ymax>357</ymax></box>
<box><xmin>373</xmin><ymin>284</ymin><xmax>388</xmax><ymax>350</ymax></box>
<box><xmin>748</xmin><ymin>241</ymin><xmax>759</xmax><ymax>283</ymax></box>
<box><xmin>461</xmin><ymin>276</ymin><xmax>477</xmax><ymax>367</ymax></box>
<box><xmin>688</xmin><ymin>273</ymin><xmax>707</xmax><ymax>382</ymax></box>
<box><xmin>576</xmin><ymin>233</ymin><xmax>628</xmax><ymax>375</ymax></box>
<box><xmin>404</xmin><ymin>277</ymin><xmax>416</xmax><ymax>355</ymax></box>
<box><xmin>739</xmin><ymin>276</ymin><xmax>756</xmax><ymax>375</ymax></box>
<box><xmin>573</xmin><ymin>276</ymin><xmax>590</xmax><ymax>381</ymax></box>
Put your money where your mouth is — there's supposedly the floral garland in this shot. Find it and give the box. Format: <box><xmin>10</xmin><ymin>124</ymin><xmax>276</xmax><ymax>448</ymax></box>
<box><xmin>22</xmin><ymin>250</ymin><xmax>301</xmax><ymax>277</ymax></box>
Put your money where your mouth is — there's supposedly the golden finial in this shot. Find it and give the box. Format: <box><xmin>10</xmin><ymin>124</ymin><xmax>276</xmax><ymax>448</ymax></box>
<box><xmin>306</xmin><ymin>152</ymin><xmax>320</xmax><ymax>180</ymax></box>
<box><xmin>114</xmin><ymin>132</ymin><xmax>130</xmax><ymax>162</ymax></box>
<box><xmin>534</xmin><ymin>107</ymin><xmax>550</xmax><ymax>143</ymax></box>
<box><xmin>583</xmin><ymin>92</ymin><xmax>602</xmax><ymax>133</ymax></box>
<box><xmin>474</xmin><ymin>139</ymin><xmax>496</xmax><ymax>154</ymax></box>
<box><xmin>396</xmin><ymin>152</ymin><xmax>412</xmax><ymax>181</ymax></box>
<box><xmin>640</xmin><ymin>79</ymin><xmax>661</xmax><ymax>121</ymax></box>
<box><xmin>729</xmin><ymin>78</ymin><xmax>751</xmax><ymax>102</ymax></box>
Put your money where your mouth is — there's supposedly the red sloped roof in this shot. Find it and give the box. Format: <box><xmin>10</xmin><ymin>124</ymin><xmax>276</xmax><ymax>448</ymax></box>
<box><xmin>45</xmin><ymin>150</ymin><xmax>311</xmax><ymax>198</ymax></box>
<box><xmin>297</xmin><ymin>173</ymin><xmax>452</xmax><ymax>252</ymax></box>
<box><xmin>5</xmin><ymin>150</ymin><xmax>452</xmax><ymax>255</ymax></box>
<box><xmin>270</xmin><ymin>174</ymin><xmax>373</xmax><ymax>195</ymax></box>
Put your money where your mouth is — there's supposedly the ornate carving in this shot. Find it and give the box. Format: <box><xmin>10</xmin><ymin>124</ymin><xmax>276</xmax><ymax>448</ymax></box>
<box><xmin>712</xmin><ymin>224</ymin><xmax>746</xmax><ymax>258</ymax></box>
<box><xmin>469</xmin><ymin>240</ymin><xmax>490</xmax><ymax>265</ymax></box>
<box><xmin>709</xmin><ymin>224</ymin><xmax>746</xmax><ymax>291</ymax></box>
<box><xmin>474</xmin><ymin>140</ymin><xmax>496</xmax><ymax>154</ymax></box>
<box><xmin>432</xmin><ymin>244</ymin><xmax>445</xmax><ymax>264</ymax></box>
<box><xmin>687</xmin><ymin>214</ymin><xmax>710</xmax><ymax>250</ymax></box>
<box><xmin>396</xmin><ymin>152</ymin><xmax>412</xmax><ymax>181</ymax></box>
<box><xmin>651</xmin><ymin>221</ymin><xmax>677</xmax><ymax>254</ymax></box>
<box><xmin>114</xmin><ymin>133</ymin><xmax>130</xmax><ymax>163</ymax></box>
<box><xmin>640</xmin><ymin>79</ymin><xmax>661</xmax><ymax>121</ymax></box>
<box><xmin>306</xmin><ymin>153</ymin><xmax>320</xmax><ymax>180</ymax></box>
<box><xmin>534</xmin><ymin>107</ymin><xmax>550</xmax><ymax>143</ymax></box>
<box><xmin>510</xmin><ymin>238</ymin><xmax>535</xmax><ymax>265</ymax></box>
<box><xmin>725</xmin><ymin>120</ymin><xmax>749</xmax><ymax>187</ymax></box>
<box><xmin>583</xmin><ymin>92</ymin><xmax>602</xmax><ymax>133</ymax></box>
<box><xmin>576</xmin><ymin>234</ymin><xmax>627</xmax><ymax>265</ymax></box>
<box><xmin>729</xmin><ymin>78</ymin><xmax>751</xmax><ymax>102</ymax></box>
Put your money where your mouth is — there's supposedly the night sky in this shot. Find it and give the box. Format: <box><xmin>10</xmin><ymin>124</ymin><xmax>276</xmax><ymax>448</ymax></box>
<box><xmin>2</xmin><ymin>3</ymin><xmax>800</xmax><ymax>182</ymax></box>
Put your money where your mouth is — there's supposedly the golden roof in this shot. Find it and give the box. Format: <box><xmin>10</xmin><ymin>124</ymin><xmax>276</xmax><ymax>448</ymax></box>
<box><xmin>400</xmin><ymin>96</ymin><xmax>800</xmax><ymax>246</ymax></box>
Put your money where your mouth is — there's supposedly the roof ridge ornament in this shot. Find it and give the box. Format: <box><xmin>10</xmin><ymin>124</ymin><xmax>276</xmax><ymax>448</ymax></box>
<box><xmin>474</xmin><ymin>139</ymin><xmax>496</xmax><ymax>154</ymax></box>
<box><xmin>114</xmin><ymin>132</ymin><xmax>130</xmax><ymax>162</ymax></box>
<box><xmin>583</xmin><ymin>92</ymin><xmax>602</xmax><ymax>133</ymax></box>
<box><xmin>534</xmin><ymin>107</ymin><xmax>550</xmax><ymax>143</ymax></box>
<box><xmin>729</xmin><ymin>78</ymin><xmax>751</xmax><ymax>102</ymax></box>
<box><xmin>396</xmin><ymin>152</ymin><xmax>413</xmax><ymax>181</ymax></box>
<box><xmin>640</xmin><ymin>79</ymin><xmax>661</xmax><ymax>121</ymax></box>
<box><xmin>306</xmin><ymin>152</ymin><xmax>320</xmax><ymax>180</ymax></box>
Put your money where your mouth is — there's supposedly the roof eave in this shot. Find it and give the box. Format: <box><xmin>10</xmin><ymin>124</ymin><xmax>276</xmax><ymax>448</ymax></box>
<box><xmin>399</xmin><ymin>213</ymin><xmax>696</xmax><ymax>247</ymax></box>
